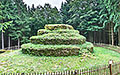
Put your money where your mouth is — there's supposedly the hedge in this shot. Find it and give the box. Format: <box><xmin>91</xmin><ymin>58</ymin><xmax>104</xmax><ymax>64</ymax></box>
<box><xmin>30</xmin><ymin>35</ymin><xmax>86</xmax><ymax>45</ymax></box>
<box><xmin>45</xmin><ymin>24</ymin><xmax>74</xmax><ymax>30</ymax></box>
<box><xmin>21</xmin><ymin>42</ymin><xmax>94</xmax><ymax>56</ymax></box>
<box><xmin>37</xmin><ymin>29</ymin><xmax>79</xmax><ymax>35</ymax></box>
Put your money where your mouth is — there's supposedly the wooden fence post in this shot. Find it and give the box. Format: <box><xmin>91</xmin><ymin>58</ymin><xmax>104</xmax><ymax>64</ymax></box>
<box><xmin>109</xmin><ymin>60</ymin><xmax>113</xmax><ymax>75</ymax></box>
<box><xmin>119</xmin><ymin>63</ymin><xmax>120</xmax><ymax>73</ymax></box>
<box><xmin>74</xmin><ymin>70</ymin><xmax>77</xmax><ymax>75</ymax></box>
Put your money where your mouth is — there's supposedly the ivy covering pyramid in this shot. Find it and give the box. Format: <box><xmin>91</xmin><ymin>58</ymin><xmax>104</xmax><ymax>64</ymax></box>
<box><xmin>21</xmin><ymin>24</ymin><xmax>94</xmax><ymax>56</ymax></box>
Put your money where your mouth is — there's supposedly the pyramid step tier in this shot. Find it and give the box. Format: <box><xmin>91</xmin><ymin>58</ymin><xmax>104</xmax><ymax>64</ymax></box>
<box><xmin>30</xmin><ymin>35</ymin><xmax>86</xmax><ymax>45</ymax></box>
<box><xmin>21</xmin><ymin>42</ymin><xmax>94</xmax><ymax>56</ymax></box>
<box><xmin>37</xmin><ymin>29</ymin><xmax>79</xmax><ymax>35</ymax></box>
<box><xmin>45</xmin><ymin>24</ymin><xmax>74</xmax><ymax>30</ymax></box>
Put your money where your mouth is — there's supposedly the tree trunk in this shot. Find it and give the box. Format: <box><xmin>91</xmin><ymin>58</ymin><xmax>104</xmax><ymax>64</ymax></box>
<box><xmin>118</xmin><ymin>27</ymin><xmax>120</xmax><ymax>46</ymax></box>
<box><xmin>8</xmin><ymin>36</ymin><xmax>11</xmax><ymax>49</ymax></box>
<box><xmin>88</xmin><ymin>32</ymin><xmax>93</xmax><ymax>43</ymax></box>
<box><xmin>111</xmin><ymin>23</ymin><xmax>114</xmax><ymax>45</ymax></box>
<box><xmin>108</xmin><ymin>23</ymin><xmax>112</xmax><ymax>44</ymax></box>
<box><xmin>93</xmin><ymin>31</ymin><xmax>95</xmax><ymax>44</ymax></box>
<box><xmin>99</xmin><ymin>30</ymin><xmax>101</xmax><ymax>43</ymax></box>
<box><xmin>1</xmin><ymin>31</ymin><xmax>4</xmax><ymax>49</ymax></box>
<box><xmin>18</xmin><ymin>38</ymin><xmax>20</xmax><ymax>48</ymax></box>
<box><xmin>103</xmin><ymin>29</ymin><xmax>106</xmax><ymax>43</ymax></box>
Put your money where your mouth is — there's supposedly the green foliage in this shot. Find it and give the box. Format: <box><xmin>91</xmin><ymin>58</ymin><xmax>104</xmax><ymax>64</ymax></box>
<box><xmin>60</xmin><ymin>0</ymin><xmax>73</xmax><ymax>24</ymax></box>
<box><xmin>28</xmin><ymin>4</ymin><xmax>61</xmax><ymax>36</ymax></box>
<box><xmin>8</xmin><ymin>0</ymin><xmax>31</xmax><ymax>43</ymax></box>
<box><xmin>66</xmin><ymin>0</ymin><xmax>102</xmax><ymax>31</ymax></box>
<box><xmin>37</xmin><ymin>29</ymin><xmax>50</xmax><ymax>35</ymax></box>
<box><xmin>94</xmin><ymin>0</ymin><xmax>120</xmax><ymax>32</ymax></box>
<box><xmin>37</xmin><ymin>29</ymin><xmax>79</xmax><ymax>35</ymax></box>
<box><xmin>60</xmin><ymin>0</ymin><xmax>120</xmax><ymax>32</ymax></box>
<box><xmin>21</xmin><ymin>42</ymin><xmax>93</xmax><ymax>56</ymax></box>
<box><xmin>0</xmin><ymin>2</ymin><xmax>13</xmax><ymax>32</ymax></box>
<box><xmin>30</xmin><ymin>24</ymin><xmax>86</xmax><ymax>45</ymax></box>
<box><xmin>21</xmin><ymin>37</ymin><xmax>30</xmax><ymax>44</ymax></box>
<box><xmin>22</xmin><ymin>24</ymin><xmax>94</xmax><ymax>56</ymax></box>
<box><xmin>81</xmin><ymin>42</ymin><xmax>94</xmax><ymax>53</ymax></box>
<box><xmin>30</xmin><ymin>35</ymin><xmax>86</xmax><ymax>45</ymax></box>
<box><xmin>45</xmin><ymin>24</ymin><xmax>74</xmax><ymax>30</ymax></box>
<box><xmin>0</xmin><ymin>21</ymin><xmax>13</xmax><ymax>32</ymax></box>
<box><xmin>21</xmin><ymin>43</ymin><xmax>80</xmax><ymax>56</ymax></box>
<box><xmin>1</xmin><ymin>0</ymin><xmax>120</xmax><ymax>48</ymax></box>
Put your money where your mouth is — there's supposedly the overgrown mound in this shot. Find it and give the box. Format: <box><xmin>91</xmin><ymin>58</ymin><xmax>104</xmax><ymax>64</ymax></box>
<box><xmin>21</xmin><ymin>24</ymin><xmax>94</xmax><ymax>56</ymax></box>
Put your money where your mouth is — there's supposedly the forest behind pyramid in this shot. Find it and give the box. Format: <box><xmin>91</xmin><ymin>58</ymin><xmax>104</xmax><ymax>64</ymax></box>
<box><xmin>21</xmin><ymin>24</ymin><xmax>94</xmax><ymax>56</ymax></box>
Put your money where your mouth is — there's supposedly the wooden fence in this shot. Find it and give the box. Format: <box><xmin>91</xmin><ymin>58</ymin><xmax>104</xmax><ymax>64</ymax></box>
<box><xmin>36</xmin><ymin>61</ymin><xmax>120</xmax><ymax>75</ymax></box>
<box><xmin>95</xmin><ymin>43</ymin><xmax>120</xmax><ymax>53</ymax></box>
<box><xmin>0</xmin><ymin>46</ymin><xmax>21</xmax><ymax>50</ymax></box>
<box><xmin>2</xmin><ymin>61</ymin><xmax>120</xmax><ymax>75</ymax></box>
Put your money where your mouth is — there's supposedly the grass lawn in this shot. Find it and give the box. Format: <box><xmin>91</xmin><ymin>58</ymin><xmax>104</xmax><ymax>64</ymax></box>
<box><xmin>0</xmin><ymin>47</ymin><xmax>120</xmax><ymax>73</ymax></box>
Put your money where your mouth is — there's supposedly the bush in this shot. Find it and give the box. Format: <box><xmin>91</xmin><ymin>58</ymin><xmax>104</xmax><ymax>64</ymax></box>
<box><xmin>45</xmin><ymin>24</ymin><xmax>74</xmax><ymax>30</ymax></box>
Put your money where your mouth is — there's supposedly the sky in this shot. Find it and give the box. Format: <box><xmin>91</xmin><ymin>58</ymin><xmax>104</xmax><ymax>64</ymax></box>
<box><xmin>23</xmin><ymin>0</ymin><xmax>66</xmax><ymax>9</ymax></box>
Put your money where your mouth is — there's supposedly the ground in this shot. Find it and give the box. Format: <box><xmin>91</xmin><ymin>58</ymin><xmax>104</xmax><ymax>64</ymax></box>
<box><xmin>0</xmin><ymin>47</ymin><xmax>120</xmax><ymax>73</ymax></box>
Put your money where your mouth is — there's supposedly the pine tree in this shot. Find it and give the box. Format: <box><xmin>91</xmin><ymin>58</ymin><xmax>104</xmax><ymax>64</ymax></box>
<box><xmin>60</xmin><ymin>0</ymin><xmax>120</xmax><ymax>45</ymax></box>
<box><xmin>9</xmin><ymin>0</ymin><xmax>30</xmax><ymax>48</ymax></box>
<box><xmin>0</xmin><ymin>1</ymin><xmax>13</xmax><ymax>49</ymax></box>
<box><xmin>97</xmin><ymin>0</ymin><xmax>120</xmax><ymax>45</ymax></box>
<box><xmin>28</xmin><ymin>3</ymin><xmax>61</xmax><ymax>36</ymax></box>
<box><xmin>60</xmin><ymin>0</ymin><xmax>73</xmax><ymax>24</ymax></box>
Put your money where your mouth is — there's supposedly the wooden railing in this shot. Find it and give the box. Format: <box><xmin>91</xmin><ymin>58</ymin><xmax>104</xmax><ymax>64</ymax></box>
<box><xmin>0</xmin><ymin>46</ymin><xmax>21</xmax><ymax>50</ymax></box>
<box><xmin>94</xmin><ymin>43</ymin><xmax>120</xmax><ymax>53</ymax></box>
<box><xmin>3</xmin><ymin>61</ymin><xmax>120</xmax><ymax>75</ymax></box>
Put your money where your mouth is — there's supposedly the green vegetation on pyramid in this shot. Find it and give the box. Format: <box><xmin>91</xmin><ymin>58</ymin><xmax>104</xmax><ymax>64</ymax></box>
<box><xmin>22</xmin><ymin>42</ymin><xmax>93</xmax><ymax>56</ymax></box>
<box><xmin>37</xmin><ymin>29</ymin><xmax>79</xmax><ymax>35</ymax></box>
<box><xmin>45</xmin><ymin>24</ymin><xmax>74</xmax><ymax>30</ymax></box>
<box><xmin>30</xmin><ymin>34</ymin><xmax>86</xmax><ymax>45</ymax></box>
<box><xmin>21</xmin><ymin>24</ymin><xmax>94</xmax><ymax>56</ymax></box>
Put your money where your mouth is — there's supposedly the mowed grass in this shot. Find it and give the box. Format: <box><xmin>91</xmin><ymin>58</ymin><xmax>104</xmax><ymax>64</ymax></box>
<box><xmin>0</xmin><ymin>47</ymin><xmax>120</xmax><ymax>73</ymax></box>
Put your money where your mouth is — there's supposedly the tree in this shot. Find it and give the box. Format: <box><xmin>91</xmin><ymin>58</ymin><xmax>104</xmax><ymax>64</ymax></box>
<box><xmin>97</xmin><ymin>0</ymin><xmax>120</xmax><ymax>45</ymax></box>
<box><xmin>0</xmin><ymin>1</ymin><xmax>13</xmax><ymax>49</ymax></box>
<box><xmin>61</xmin><ymin>0</ymin><xmax>120</xmax><ymax>45</ymax></box>
<box><xmin>9</xmin><ymin>0</ymin><xmax>30</xmax><ymax>48</ymax></box>
<box><xmin>60</xmin><ymin>0</ymin><xmax>73</xmax><ymax>24</ymax></box>
<box><xmin>28</xmin><ymin>3</ymin><xmax>61</xmax><ymax>36</ymax></box>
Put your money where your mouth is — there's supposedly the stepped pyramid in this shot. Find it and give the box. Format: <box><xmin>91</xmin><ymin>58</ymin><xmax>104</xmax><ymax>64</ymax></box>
<box><xmin>21</xmin><ymin>24</ymin><xmax>94</xmax><ymax>56</ymax></box>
